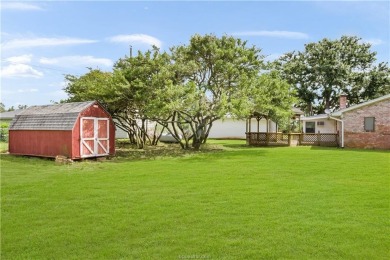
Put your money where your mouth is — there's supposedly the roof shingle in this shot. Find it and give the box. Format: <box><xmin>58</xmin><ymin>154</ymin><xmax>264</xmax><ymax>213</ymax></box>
<box><xmin>9</xmin><ymin>101</ymin><xmax>96</xmax><ymax>130</ymax></box>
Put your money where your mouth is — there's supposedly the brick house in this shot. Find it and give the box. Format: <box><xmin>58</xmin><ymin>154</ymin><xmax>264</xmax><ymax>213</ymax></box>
<box><xmin>301</xmin><ymin>94</ymin><xmax>390</xmax><ymax>149</ymax></box>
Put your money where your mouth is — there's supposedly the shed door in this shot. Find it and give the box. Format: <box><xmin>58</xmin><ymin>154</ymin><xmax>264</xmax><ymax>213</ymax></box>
<box><xmin>80</xmin><ymin>117</ymin><xmax>109</xmax><ymax>158</ymax></box>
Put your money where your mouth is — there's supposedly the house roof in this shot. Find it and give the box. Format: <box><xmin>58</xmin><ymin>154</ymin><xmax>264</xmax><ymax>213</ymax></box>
<box><xmin>300</xmin><ymin>114</ymin><xmax>328</xmax><ymax>121</ymax></box>
<box><xmin>300</xmin><ymin>94</ymin><xmax>390</xmax><ymax>121</ymax></box>
<box><xmin>0</xmin><ymin>109</ymin><xmax>24</xmax><ymax>120</ymax></box>
<box><xmin>9</xmin><ymin>101</ymin><xmax>96</xmax><ymax>130</ymax></box>
<box><xmin>332</xmin><ymin>94</ymin><xmax>390</xmax><ymax>116</ymax></box>
<box><xmin>292</xmin><ymin>107</ymin><xmax>304</xmax><ymax>115</ymax></box>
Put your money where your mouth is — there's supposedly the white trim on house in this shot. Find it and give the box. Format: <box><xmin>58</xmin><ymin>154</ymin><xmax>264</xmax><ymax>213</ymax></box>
<box><xmin>329</xmin><ymin>116</ymin><xmax>344</xmax><ymax>148</ymax></box>
<box><xmin>300</xmin><ymin>114</ymin><xmax>328</xmax><ymax>121</ymax></box>
<box><xmin>300</xmin><ymin>94</ymin><xmax>390</xmax><ymax>148</ymax></box>
<box><xmin>330</xmin><ymin>94</ymin><xmax>390</xmax><ymax>149</ymax></box>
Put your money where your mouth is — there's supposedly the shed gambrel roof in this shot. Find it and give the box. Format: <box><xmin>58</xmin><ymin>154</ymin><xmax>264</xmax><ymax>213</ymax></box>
<box><xmin>9</xmin><ymin>101</ymin><xmax>96</xmax><ymax>130</ymax></box>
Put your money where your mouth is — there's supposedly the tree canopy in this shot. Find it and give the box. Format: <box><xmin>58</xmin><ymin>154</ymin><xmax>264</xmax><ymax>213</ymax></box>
<box><xmin>275</xmin><ymin>36</ymin><xmax>389</xmax><ymax>115</ymax></box>
<box><xmin>165</xmin><ymin>34</ymin><xmax>265</xmax><ymax>149</ymax></box>
<box><xmin>60</xmin><ymin>34</ymin><xmax>389</xmax><ymax>149</ymax></box>
<box><xmin>64</xmin><ymin>34</ymin><xmax>389</xmax><ymax>149</ymax></box>
<box><xmin>63</xmin><ymin>34</ymin><xmax>295</xmax><ymax>149</ymax></box>
<box><xmin>65</xmin><ymin>49</ymin><xmax>172</xmax><ymax>148</ymax></box>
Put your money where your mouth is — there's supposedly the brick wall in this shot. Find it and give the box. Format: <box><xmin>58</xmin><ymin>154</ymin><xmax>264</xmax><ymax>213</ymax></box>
<box><xmin>343</xmin><ymin>99</ymin><xmax>390</xmax><ymax>149</ymax></box>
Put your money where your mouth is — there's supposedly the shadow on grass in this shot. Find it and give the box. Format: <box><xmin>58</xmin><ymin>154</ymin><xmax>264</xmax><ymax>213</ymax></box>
<box><xmin>0</xmin><ymin>140</ymin><xmax>272</xmax><ymax>165</ymax></box>
<box><xmin>309</xmin><ymin>146</ymin><xmax>390</xmax><ymax>154</ymax></box>
<box><xmin>112</xmin><ymin>142</ymin><xmax>228</xmax><ymax>162</ymax></box>
<box><xmin>0</xmin><ymin>154</ymin><xmax>55</xmax><ymax>165</ymax></box>
<box><xmin>216</xmin><ymin>143</ymin><xmax>250</xmax><ymax>149</ymax></box>
<box><xmin>113</xmin><ymin>141</ymin><xmax>271</xmax><ymax>162</ymax></box>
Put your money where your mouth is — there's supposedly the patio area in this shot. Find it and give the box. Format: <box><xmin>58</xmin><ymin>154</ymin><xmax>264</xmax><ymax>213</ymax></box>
<box><xmin>245</xmin><ymin>132</ymin><xmax>339</xmax><ymax>147</ymax></box>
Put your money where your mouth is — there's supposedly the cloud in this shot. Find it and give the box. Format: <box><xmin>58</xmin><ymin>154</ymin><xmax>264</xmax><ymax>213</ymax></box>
<box><xmin>1</xmin><ymin>2</ymin><xmax>43</xmax><ymax>11</ymax></box>
<box><xmin>231</xmin><ymin>30</ymin><xmax>309</xmax><ymax>39</ymax></box>
<box><xmin>361</xmin><ymin>38</ymin><xmax>384</xmax><ymax>46</ymax></box>
<box><xmin>1</xmin><ymin>64</ymin><xmax>44</xmax><ymax>78</ymax></box>
<box><xmin>1</xmin><ymin>54</ymin><xmax>43</xmax><ymax>78</ymax></box>
<box><xmin>5</xmin><ymin>54</ymin><xmax>33</xmax><ymax>64</ymax></box>
<box><xmin>1</xmin><ymin>37</ymin><xmax>97</xmax><ymax>50</ymax></box>
<box><xmin>18</xmin><ymin>88</ymin><xmax>39</xmax><ymax>93</ymax></box>
<box><xmin>108</xmin><ymin>34</ymin><xmax>162</xmax><ymax>48</ymax></box>
<box><xmin>39</xmin><ymin>56</ymin><xmax>113</xmax><ymax>68</ymax></box>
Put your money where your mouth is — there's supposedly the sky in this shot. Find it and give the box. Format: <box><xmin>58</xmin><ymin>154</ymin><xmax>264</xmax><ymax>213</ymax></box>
<box><xmin>1</xmin><ymin>0</ymin><xmax>389</xmax><ymax>108</ymax></box>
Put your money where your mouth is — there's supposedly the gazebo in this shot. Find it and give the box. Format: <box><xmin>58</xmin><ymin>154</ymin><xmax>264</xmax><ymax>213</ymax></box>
<box><xmin>245</xmin><ymin>108</ymin><xmax>304</xmax><ymax>146</ymax></box>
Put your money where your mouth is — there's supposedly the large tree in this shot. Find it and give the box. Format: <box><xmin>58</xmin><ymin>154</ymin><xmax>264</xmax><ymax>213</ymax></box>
<box><xmin>275</xmin><ymin>51</ymin><xmax>318</xmax><ymax>115</ymax></box>
<box><xmin>64</xmin><ymin>34</ymin><xmax>295</xmax><ymax>150</ymax></box>
<box><xmin>276</xmin><ymin>36</ymin><xmax>388</xmax><ymax>114</ymax></box>
<box><xmin>113</xmin><ymin>48</ymin><xmax>175</xmax><ymax>147</ymax></box>
<box><xmin>249</xmin><ymin>71</ymin><xmax>297</xmax><ymax>128</ymax></box>
<box><xmin>64</xmin><ymin>48</ymin><xmax>173</xmax><ymax>148</ymax></box>
<box><xmin>352</xmin><ymin>62</ymin><xmax>390</xmax><ymax>102</ymax></box>
<box><xmin>168</xmin><ymin>34</ymin><xmax>264</xmax><ymax>149</ymax></box>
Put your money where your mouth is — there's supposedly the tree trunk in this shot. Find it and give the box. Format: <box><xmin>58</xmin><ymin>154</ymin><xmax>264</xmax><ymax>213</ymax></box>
<box><xmin>306</xmin><ymin>102</ymin><xmax>313</xmax><ymax>116</ymax></box>
<box><xmin>192</xmin><ymin>123</ymin><xmax>206</xmax><ymax>150</ymax></box>
<box><xmin>151</xmin><ymin>124</ymin><xmax>164</xmax><ymax>146</ymax></box>
<box><xmin>325</xmin><ymin>98</ymin><xmax>331</xmax><ymax>110</ymax></box>
<box><xmin>202</xmin><ymin>121</ymin><xmax>213</xmax><ymax>144</ymax></box>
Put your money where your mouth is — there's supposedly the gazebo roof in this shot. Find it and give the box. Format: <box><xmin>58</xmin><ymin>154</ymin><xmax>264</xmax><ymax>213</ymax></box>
<box><xmin>249</xmin><ymin>107</ymin><xmax>304</xmax><ymax>119</ymax></box>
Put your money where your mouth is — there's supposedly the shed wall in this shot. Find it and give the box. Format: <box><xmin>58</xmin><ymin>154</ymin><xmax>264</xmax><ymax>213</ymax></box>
<box><xmin>9</xmin><ymin>130</ymin><xmax>73</xmax><ymax>157</ymax></box>
<box><xmin>208</xmin><ymin>119</ymin><xmax>247</xmax><ymax>139</ymax></box>
<box><xmin>208</xmin><ymin>118</ymin><xmax>277</xmax><ymax>139</ymax></box>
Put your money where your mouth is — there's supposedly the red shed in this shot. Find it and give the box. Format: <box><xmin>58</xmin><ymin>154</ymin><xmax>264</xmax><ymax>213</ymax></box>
<box><xmin>9</xmin><ymin>101</ymin><xmax>115</xmax><ymax>159</ymax></box>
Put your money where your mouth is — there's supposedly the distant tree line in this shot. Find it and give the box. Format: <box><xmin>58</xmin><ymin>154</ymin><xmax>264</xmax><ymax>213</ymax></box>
<box><xmin>273</xmin><ymin>36</ymin><xmax>390</xmax><ymax>115</ymax></box>
<box><xmin>0</xmin><ymin>103</ymin><xmax>28</xmax><ymax>142</ymax></box>
<box><xmin>63</xmin><ymin>34</ymin><xmax>389</xmax><ymax>149</ymax></box>
<box><xmin>0</xmin><ymin>103</ymin><xmax>28</xmax><ymax>113</ymax></box>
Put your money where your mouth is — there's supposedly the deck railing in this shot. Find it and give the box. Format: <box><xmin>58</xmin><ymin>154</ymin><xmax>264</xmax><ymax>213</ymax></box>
<box><xmin>246</xmin><ymin>132</ymin><xmax>339</xmax><ymax>147</ymax></box>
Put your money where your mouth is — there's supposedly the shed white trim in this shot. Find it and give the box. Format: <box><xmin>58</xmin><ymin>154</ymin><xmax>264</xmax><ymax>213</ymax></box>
<box><xmin>80</xmin><ymin>117</ymin><xmax>110</xmax><ymax>158</ymax></box>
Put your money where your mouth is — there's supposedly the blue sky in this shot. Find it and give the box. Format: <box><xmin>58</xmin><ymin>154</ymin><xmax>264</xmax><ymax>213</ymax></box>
<box><xmin>1</xmin><ymin>1</ymin><xmax>389</xmax><ymax>107</ymax></box>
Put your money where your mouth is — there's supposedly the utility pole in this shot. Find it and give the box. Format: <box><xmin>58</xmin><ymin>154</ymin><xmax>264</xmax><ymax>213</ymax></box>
<box><xmin>129</xmin><ymin>45</ymin><xmax>133</xmax><ymax>58</ymax></box>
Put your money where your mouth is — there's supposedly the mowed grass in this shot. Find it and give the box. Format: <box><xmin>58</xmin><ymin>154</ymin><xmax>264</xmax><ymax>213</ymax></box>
<box><xmin>1</xmin><ymin>140</ymin><xmax>389</xmax><ymax>259</ymax></box>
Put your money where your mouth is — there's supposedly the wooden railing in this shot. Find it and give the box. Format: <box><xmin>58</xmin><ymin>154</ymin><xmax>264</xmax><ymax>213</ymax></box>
<box><xmin>246</xmin><ymin>132</ymin><xmax>339</xmax><ymax>147</ymax></box>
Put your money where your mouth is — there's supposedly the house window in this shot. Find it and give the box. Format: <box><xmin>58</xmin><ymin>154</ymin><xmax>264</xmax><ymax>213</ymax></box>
<box><xmin>305</xmin><ymin>122</ymin><xmax>315</xmax><ymax>133</ymax></box>
<box><xmin>364</xmin><ymin>117</ymin><xmax>375</xmax><ymax>132</ymax></box>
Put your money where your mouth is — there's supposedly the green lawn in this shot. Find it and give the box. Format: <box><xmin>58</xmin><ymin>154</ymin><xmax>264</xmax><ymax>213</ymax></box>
<box><xmin>1</xmin><ymin>140</ymin><xmax>389</xmax><ymax>259</ymax></box>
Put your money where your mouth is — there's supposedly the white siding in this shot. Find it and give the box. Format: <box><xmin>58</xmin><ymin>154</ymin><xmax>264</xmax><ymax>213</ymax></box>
<box><xmin>248</xmin><ymin>118</ymin><xmax>277</xmax><ymax>132</ymax></box>
<box><xmin>303</xmin><ymin>118</ymin><xmax>337</xmax><ymax>134</ymax></box>
<box><xmin>208</xmin><ymin>118</ymin><xmax>246</xmax><ymax>139</ymax></box>
<box><xmin>114</xmin><ymin>119</ymin><xmax>157</xmax><ymax>139</ymax></box>
<box><xmin>208</xmin><ymin>118</ymin><xmax>277</xmax><ymax>139</ymax></box>
<box><xmin>115</xmin><ymin>126</ymin><xmax>128</xmax><ymax>139</ymax></box>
